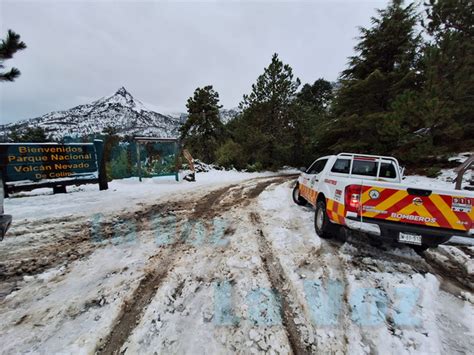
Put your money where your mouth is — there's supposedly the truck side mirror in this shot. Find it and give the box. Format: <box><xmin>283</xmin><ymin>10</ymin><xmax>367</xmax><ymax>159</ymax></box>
<box><xmin>299</xmin><ymin>167</ymin><xmax>306</xmax><ymax>172</ymax></box>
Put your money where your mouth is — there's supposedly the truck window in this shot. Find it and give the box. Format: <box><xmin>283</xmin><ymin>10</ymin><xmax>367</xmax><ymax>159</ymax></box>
<box><xmin>351</xmin><ymin>160</ymin><xmax>377</xmax><ymax>177</ymax></box>
<box><xmin>331</xmin><ymin>159</ymin><xmax>350</xmax><ymax>174</ymax></box>
<box><xmin>379</xmin><ymin>161</ymin><xmax>397</xmax><ymax>178</ymax></box>
<box><xmin>307</xmin><ymin>159</ymin><xmax>328</xmax><ymax>175</ymax></box>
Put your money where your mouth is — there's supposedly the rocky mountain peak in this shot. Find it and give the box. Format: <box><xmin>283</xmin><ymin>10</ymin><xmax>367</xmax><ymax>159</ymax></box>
<box><xmin>116</xmin><ymin>86</ymin><xmax>129</xmax><ymax>96</ymax></box>
<box><xmin>94</xmin><ymin>86</ymin><xmax>140</xmax><ymax>110</ymax></box>
<box><xmin>115</xmin><ymin>86</ymin><xmax>131</xmax><ymax>97</ymax></box>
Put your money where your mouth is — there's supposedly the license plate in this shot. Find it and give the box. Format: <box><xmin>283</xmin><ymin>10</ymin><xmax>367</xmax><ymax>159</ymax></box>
<box><xmin>398</xmin><ymin>232</ymin><xmax>422</xmax><ymax>245</ymax></box>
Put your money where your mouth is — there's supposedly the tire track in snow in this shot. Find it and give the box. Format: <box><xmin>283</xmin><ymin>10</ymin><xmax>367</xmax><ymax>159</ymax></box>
<box><xmin>256</xmin><ymin>181</ymin><xmax>351</xmax><ymax>354</ymax></box>
<box><xmin>332</xmin><ymin>233</ymin><xmax>474</xmax><ymax>352</ymax></box>
<box><xmin>0</xmin><ymin>179</ymin><xmax>264</xmax><ymax>291</ymax></box>
<box><xmin>96</xmin><ymin>183</ymin><xmax>239</xmax><ymax>355</ymax></box>
<box><xmin>0</xmin><ymin>202</ymin><xmax>193</xmax><ymax>300</ymax></box>
<box><xmin>458</xmin><ymin>246</ymin><xmax>474</xmax><ymax>259</ymax></box>
<box><xmin>315</xmin><ymin>239</ymin><xmax>352</xmax><ymax>353</ymax></box>
<box><xmin>97</xmin><ymin>176</ymin><xmax>293</xmax><ymax>354</ymax></box>
<box><xmin>0</xmin><ymin>175</ymin><xmax>295</xmax><ymax>285</ymax></box>
<box><xmin>97</xmin><ymin>243</ymin><xmax>189</xmax><ymax>355</ymax></box>
<box><xmin>250</xmin><ymin>211</ymin><xmax>314</xmax><ymax>355</ymax></box>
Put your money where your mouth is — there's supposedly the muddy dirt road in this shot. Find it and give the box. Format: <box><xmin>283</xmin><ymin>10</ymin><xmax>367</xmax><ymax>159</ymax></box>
<box><xmin>0</xmin><ymin>176</ymin><xmax>473</xmax><ymax>354</ymax></box>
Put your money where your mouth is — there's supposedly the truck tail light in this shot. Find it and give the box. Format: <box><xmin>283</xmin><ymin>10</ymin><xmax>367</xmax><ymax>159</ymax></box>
<box><xmin>345</xmin><ymin>184</ymin><xmax>362</xmax><ymax>213</ymax></box>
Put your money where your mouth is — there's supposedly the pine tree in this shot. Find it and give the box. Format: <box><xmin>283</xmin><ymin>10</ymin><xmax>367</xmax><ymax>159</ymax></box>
<box><xmin>233</xmin><ymin>53</ymin><xmax>301</xmax><ymax>168</ymax></box>
<box><xmin>296</xmin><ymin>79</ymin><xmax>333</xmax><ymax>113</ymax></box>
<box><xmin>0</xmin><ymin>30</ymin><xmax>27</xmax><ymax>82</ymax></box>
<box><xmin>330</xmin><ymin>0</ymin><xmax>422</xmax><ymax>154</ymax></box>
<box><xmin>289</xmin><ymin>79</ymin><xmax>335</xmax><ymax>166</ymax></box>
<box><xmin>421</xmin><ymin>0</ymin><xmax>474</xmax><ymax>150</ymax></box>
<box><xmin>240</xmin><ymin>53</ymin><xmax>301</xmax><ymax>111</ymax></box>
<box><xmin>180</xmin><ymin>85</ymin><xmax>224</xmax><ymax>163</ymax></box>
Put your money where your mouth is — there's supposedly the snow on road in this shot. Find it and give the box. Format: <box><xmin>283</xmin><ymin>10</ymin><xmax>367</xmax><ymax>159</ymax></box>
<box><xmin>4</xmin><ymin>170</ymin><xmax>276</xmax><ymax>221</ymax></box>
<box><xmin>0</xmin><ymin>172</ymin><xmax>473</xmax><ymax>354</ymax></box>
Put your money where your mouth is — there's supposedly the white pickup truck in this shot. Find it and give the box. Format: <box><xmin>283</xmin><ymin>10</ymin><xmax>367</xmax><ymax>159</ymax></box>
<box><xmin>293</xmin><ymin>153</ymin><xmax>474</xmax><ymax>251</ymax></box>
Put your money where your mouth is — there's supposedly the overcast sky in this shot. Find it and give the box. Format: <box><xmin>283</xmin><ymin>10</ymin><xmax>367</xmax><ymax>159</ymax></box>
<box><xmin>0</xmin><ymin>0</ymin><xmax>389</xmax><ymax>123</ymax></box>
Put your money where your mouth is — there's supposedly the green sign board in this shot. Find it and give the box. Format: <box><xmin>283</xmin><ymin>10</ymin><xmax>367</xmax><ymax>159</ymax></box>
<box><xmin>134</xmin><ymin>137</ymin><xmax>179</xmax><ymax>182</ymax></box>
<box><xmin>0</xmin><ymin>143</ymin><xmax>98</xmax><ymax>183</ymax></box>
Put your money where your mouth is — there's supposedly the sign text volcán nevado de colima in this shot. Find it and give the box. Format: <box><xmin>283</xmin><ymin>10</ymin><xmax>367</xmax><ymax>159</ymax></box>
<box><xmin>0</xmin><ymin>144</ymin><xmax>98</xmax><ymax>182</ymax></box>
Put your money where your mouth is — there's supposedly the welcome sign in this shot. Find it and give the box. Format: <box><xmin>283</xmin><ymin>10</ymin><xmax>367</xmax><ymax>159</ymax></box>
<box><xmin>0</xmin><ymin>143</ymin><xmax>98</xmax><ymax>182</ymax></box>
<box><xmin>0</xmin><ymin>141</ymin><xmax>107</xmax><ymax>194</ymax></box>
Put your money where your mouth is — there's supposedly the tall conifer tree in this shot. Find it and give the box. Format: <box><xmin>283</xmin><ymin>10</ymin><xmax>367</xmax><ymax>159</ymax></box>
<box><xmin>330</xmin><ymin>0</ymin><xmax>421</xmax><ymax>154</ymax></box>
<box><xmin>236</xmin><ymin>53</ymin><xmax>301</xmax><ymax>167</ymax></box>
<box><xmin>180</xmin><ymin>85</ymin><xmax>224</xmax><ymax>163</ymax></box>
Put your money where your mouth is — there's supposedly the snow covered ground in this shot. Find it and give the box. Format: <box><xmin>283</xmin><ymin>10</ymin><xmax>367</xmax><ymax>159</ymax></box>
<box><xmin>5</xmin><ymin>170</ymin><xmax>277</xmax><ymax>221</ymax></box>
<box><xmin>0</xmin><ymin>169</ymin><xmax>473</xmax><ymax>354</ymax></box>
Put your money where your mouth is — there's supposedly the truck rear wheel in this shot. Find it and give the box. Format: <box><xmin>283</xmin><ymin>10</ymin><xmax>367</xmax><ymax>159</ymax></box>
<box><xmin>292</xmin><ymin>184</ymin><xmax>307</xmax><ymax>206</ymax></box>
<box><xmin>315</xmin><ymin>200</ymin><xmax>334</xmax><ymax>239</ymax></box>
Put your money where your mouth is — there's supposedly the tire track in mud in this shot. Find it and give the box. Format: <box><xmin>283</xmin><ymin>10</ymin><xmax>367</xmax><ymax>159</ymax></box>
<box><xmin>0</xmin><ymin>201</ymin><xmax>188</xmax><ymax>285</ymax></box>
<box><xmin>250</xmin><ymin>212</ymin><xmax>315</xmax><ymax>355</ymax></box>
<box><xmin>0</xmin><ymin>176</ymin><xmax>289</xmax><ymax>285</ymax></box>
<box><xmin>421</xmin><ymin>251</ymin><xmax>474</xmax><ymax>294</ymax></box>
<box><xmin>97</xmin><ymin>176</ymin><xmax>292</xmax><ymax>355</ymax></box>
<box><xmin>96</xmin><ymin>243</ymin><xmax>189</xmax><ymax>355</ymax></box>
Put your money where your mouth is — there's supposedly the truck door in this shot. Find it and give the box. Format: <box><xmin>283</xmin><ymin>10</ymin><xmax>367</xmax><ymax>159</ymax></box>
<box><xmin>301</xmin><ymin>158</ymin><xmax>328</xmax><ymax>205</ymax></box>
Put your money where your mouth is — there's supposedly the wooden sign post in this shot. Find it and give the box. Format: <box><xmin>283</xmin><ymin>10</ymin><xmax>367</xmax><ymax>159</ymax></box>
<box><xmin>182</xmin><ymin>149</ymin><xmax>196</xmax><ymax>182</ymax></box>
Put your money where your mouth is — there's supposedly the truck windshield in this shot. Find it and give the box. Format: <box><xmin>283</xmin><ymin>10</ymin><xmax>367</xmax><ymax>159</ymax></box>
<box><xmin>307</xmin><ymin>159</ymin><xmax>328</xmax><ymax>174</ymax></box>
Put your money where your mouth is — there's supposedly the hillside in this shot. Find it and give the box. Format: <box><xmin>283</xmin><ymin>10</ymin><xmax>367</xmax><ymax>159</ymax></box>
<box><xmin>3</xmin><ymin>88</ymin><xmax>240</xmax><ymax>141</ymax></box>
<box><xmin>3</xmin><ymin>88</ymin><xmax>187</xmax><ymax>140</ymax></box>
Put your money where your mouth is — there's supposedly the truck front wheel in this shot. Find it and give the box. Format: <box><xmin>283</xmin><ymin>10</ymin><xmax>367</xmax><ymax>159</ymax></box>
<box><xmin>292</xmin><ymin>184</ymin><xmax>307</xmax><ymax>206</ymax></box>
<box><xmin>315</xmin><ymin>200</ymin><xmax>333</xmax><ymax>239</ymax></box>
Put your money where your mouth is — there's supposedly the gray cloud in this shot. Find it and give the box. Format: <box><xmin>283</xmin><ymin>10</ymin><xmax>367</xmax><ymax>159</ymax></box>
<box><xmin>0</xmin><ymin>0</ymin><xmax>388</xmax><ymax>123</ymax></box>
